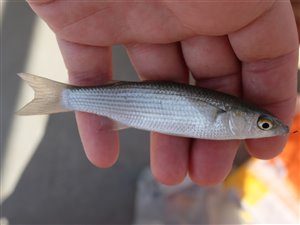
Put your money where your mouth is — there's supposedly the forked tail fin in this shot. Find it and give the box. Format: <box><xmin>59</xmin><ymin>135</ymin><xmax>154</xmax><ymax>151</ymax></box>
<box><xmin>17</xmin><ymin>73</ymin><xmax>71</xmax><ymax>115</ymax></box>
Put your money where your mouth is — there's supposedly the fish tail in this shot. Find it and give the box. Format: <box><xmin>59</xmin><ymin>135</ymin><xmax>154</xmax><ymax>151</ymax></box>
<box><xmin>17</xmin><ymin>73</ymin><xmax>71</xmax><ymax>115</ymax></box>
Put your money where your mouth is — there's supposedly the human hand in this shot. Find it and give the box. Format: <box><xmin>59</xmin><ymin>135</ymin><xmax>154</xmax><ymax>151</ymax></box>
<box><xmin>291</xmin><ymin>0</ymin><xmax>300</xmax><ymax>41</ymax></box>
<box><xmin>27</xmin><ymin>1</ymin><xmax>298</xmax><ymax>185</ymax></box>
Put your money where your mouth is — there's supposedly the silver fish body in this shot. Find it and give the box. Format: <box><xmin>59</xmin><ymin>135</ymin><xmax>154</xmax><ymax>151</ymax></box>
<box><xmin>18</xmin><ymin>73</ymin><xmax>289</xmax><ymax>140</ymax></box>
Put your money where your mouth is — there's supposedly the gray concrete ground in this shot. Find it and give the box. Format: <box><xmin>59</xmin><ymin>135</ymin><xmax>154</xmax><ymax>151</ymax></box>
<box><xmin>2</xmin><ymin>115</ymin><xmax>149</xmax><ymax>224</ymax></box>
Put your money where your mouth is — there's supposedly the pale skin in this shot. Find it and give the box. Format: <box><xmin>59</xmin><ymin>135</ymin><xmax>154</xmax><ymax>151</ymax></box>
<box><xmin>27</xmin><ymin>1</ymin><xmax>299</xmax><ymax>185</ymax></box>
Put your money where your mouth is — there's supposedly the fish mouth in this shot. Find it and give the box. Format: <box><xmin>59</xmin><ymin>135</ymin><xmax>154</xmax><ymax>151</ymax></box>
<box><xmin>281</xmin><ymin>124</ymin><xmax>290</xmax><ymax>135</ymax></box>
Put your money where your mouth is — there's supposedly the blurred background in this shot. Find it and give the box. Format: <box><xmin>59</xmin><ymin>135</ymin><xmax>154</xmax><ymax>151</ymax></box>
<box><xmin>1</xmin><ymin>1</ymin><xmax>299</xmax><ymax>224</ymax></box>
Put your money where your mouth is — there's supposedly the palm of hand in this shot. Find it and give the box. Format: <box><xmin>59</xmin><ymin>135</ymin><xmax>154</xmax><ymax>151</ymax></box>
<box><xmin>32</xmin><ymin>1</ymin><xmax>273</xmax><ymax>45</ymax></box>
<box><xmin>28</xmin><ymin>1</ymin><xmax>298</xmax><ymax>185</ymax></box>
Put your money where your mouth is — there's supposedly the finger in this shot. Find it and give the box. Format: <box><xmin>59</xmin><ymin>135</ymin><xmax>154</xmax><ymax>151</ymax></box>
<box><xmin>126</xmin><ymin>43</ymin><xmax>190</xmax><ymax>185</ymax></box>
<box><xmin>126</xmin><ymin>43</ymin><xmax>189</xmax><ymax>82</ymax></box>
<box><xmin>229</xmin><ymin>1</ymin><xmax>299</xmax><ymax>159</ymax></box>
<box><xmin>189</xmin><ymin>140</ymin><xmax>238</xmax><ymax>185</ymax></box>
<box><xmin>181</xmin><ymin>35</ymin><xmax>241</xmax><ymax>185</ymax></box>
<box><xmin>57</xmin><ymin>38</ymin><xmax>119</xmax><ymax>168</ymax></box>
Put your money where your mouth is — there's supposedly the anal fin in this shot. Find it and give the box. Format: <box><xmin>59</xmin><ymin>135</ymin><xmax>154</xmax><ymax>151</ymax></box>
<box><xmin>112</xmin><ymin>121</ymin><xmax>129</xmax><ymax>131</ymax></box>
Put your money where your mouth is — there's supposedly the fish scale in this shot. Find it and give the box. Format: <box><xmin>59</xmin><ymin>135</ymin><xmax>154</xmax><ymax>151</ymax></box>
<box><xmin>62</xmin><ymin>82</ymin><xmax>238</xmax><ymax>139</ymax></box>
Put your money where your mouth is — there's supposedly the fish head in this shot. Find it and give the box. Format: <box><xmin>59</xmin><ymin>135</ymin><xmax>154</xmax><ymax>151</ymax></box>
<box><xmin>251</xmin><ymin>113</ymin><xmax>289</xmax><ymax>138</ymax></box>
<box><xmin>228</xmin><ymin>110</ymin><xmax>289</xmax><ymax>139</ymax></box>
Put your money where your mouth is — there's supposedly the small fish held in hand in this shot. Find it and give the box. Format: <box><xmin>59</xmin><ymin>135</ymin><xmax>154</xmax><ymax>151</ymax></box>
<box><xmin>17</xmin><ymin>73</ymin><xmax>289</xmax><ymax>140</ymax></box>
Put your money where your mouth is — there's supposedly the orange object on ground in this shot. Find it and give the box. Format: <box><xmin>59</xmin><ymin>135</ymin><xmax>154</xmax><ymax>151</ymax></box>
<box><xmin>270</xmin><ymin>114</ymin><xmax>300</xmax><ymax>196</ymax></box>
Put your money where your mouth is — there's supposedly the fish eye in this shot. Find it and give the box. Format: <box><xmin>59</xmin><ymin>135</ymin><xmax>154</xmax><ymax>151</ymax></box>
<box><xmin>257</xmin><ymin>116</ymin><xmax>273</xmax><ymax>131</ymax></box>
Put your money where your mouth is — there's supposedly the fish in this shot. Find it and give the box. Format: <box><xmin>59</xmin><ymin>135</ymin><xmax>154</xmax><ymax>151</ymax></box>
<box><xmin>17</xmin><ymin>73</ymin><xmax>289</xmax><ymax>140</ymax></box>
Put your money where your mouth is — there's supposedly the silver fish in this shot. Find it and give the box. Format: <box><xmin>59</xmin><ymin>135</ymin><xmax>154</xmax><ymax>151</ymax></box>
<box><xmin>17</xmin><ymin>73</ymin><xmax>289</xmax><ymax>140</ymax></box>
